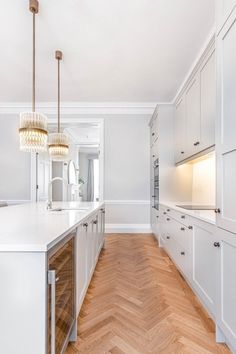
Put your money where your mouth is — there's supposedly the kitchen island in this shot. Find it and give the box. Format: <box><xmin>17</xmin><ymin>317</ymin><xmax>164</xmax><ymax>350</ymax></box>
<box><xmin>0</xmin><ymin>201</ymin><xmax>105</xmax><ymax>354</ymax></box>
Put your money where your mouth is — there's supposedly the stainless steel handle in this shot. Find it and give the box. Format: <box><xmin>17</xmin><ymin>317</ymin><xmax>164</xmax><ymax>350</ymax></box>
<box><xmin>48</xmin><ymin>270</ymin><xmax>58</xmax><ymax>354</ymax></box>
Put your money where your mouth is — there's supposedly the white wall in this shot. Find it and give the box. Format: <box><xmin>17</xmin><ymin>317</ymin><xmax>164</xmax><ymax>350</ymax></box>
<box><xmin>104</xmin><ymin>116</ymin><xmax>151</xmax><ymax>232</ymax></box>
<box><xmin>0</xmin><ymin>114</ymin><xmax>31</xmax><ymax>203</ymax></box>
<box><xmin>192</xmin><ymin>153</ymin><xmax>216</xmax><ymax>205</ymax></box>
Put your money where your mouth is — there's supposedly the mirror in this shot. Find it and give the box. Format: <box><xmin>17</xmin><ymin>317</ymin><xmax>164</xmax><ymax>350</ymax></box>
<box><xmin>68</xmin><ymin>160</ymin><xmax>77</xmax><ymax>185</ymax></box>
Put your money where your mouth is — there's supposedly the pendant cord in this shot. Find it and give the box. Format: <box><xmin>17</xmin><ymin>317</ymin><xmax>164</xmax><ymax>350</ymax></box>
<box><xmin>32</xmin><ymin>12</ymin><xmax>36</xmax><ymax>112</ymax></box>
<box><xmin>58</xmin><ymin>57</ymin><xmax>60</xmax><ymax>133</ymax></box>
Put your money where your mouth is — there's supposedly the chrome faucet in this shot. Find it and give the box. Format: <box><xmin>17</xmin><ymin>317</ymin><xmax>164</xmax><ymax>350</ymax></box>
<box><xmin>46</xmin><ymin>177</ymin><xmax>68</xmax><ymax>210</ymax></box>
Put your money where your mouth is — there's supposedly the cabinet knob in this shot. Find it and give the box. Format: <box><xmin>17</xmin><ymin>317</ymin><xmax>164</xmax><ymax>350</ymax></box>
<box><xmin>214</xmin><ymin>242</ymin><xmax>220</xmax><ymax>248</ymax></box>
<box><xmin>181</xmin><ymin>151</ymin><xmax>185</xmax><ymax>154</ymax></box>
<box><xmin>152</xmin><ymin>132</ymin><xmax>155</xmax><ymax>136</ymax></box>
<box><xmin>167</xmin><ymin>209</ymin><xmax>170</xmax><ymax>212</ymax></box>
<box><xmin>167</xmin><ymin>236</ymin><xmax>170</xmax><ymax>239</ymax></box>
<box><xmin>83</xmin><ymin>222</ymin><xmax>88</xmax><ymax>228</ymax></box>
<box><xmin>180</xmin><ymin>227</ymin><xmax>185</xmax><ymax>231</ymax></box>
<box><xmin>193</xmin><ymin>141</ymin><xmax>200</xmax><ymax>146</ymax></box>
<box><xmin>181</xmin><ymin>251</ymin><xmax>185</xmax><ymax>256</ymax></box>
<box><xmin>163</xmin><ymin>212</ymin><xmax>167</xmax><ymax>215</ymax></box>
<box><xmin>156</xmin><ymin>216</ymin><xmax>159</xmax><ymax>218</ymax></box>
<box><xmin>93</xmin><ymin>220</ymin><xmax>98</xmax><ymax>225</ymax></box>
<box><xmin>167</xmin><ymin>218</ymin><xmax>170</xmax><ymax>221</ymax></box>
<box><xmin>152</xmin><ymin>195</ymin><xmax>155</xmax><ymax>198</ymax></box>
<box><xmin>188</xmin><ymin>226</ymin><xmax>193</xmax><ymax>230</ymax></box>
<box><xmin>181</xmin><ymin>215</ymin><xmax>185</xmax><ymax>219</ymax></box>
<box><xmin>215</xmin><ymin>208</ymin><xmax>221</xmax><ymax>214</ymax></box>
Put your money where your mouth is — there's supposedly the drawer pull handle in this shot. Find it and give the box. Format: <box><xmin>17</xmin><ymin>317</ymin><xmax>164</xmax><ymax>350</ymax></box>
<box><xmin>181</xmin><ymin>215</ymin><xmax>185</xmax><ymax>219</ymax></box>
<box><xmin>214</xmin><ymin>242</ymin><xmax>220</xmax><ymax>248</ymax></box>
<box><xmin>180</xmin><ymin>227</ymin><xmax>185</xmax><ymax>231</ymax></box>
<box><xmin>181</xmin><ymin>251</ymin><xmax>185</xmax><ymax>256</ymax></box>
<box><xmin>188</xmin><ymin>226</ymin><xmax>193</xmax><ymax>230</ymax></box>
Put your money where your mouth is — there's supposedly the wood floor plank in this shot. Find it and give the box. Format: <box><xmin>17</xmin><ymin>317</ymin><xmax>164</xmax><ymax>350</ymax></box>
<box><xmin>66</xmin><ymin>234</ymin><xmax>231</xmax><ymax>354</ymax></box>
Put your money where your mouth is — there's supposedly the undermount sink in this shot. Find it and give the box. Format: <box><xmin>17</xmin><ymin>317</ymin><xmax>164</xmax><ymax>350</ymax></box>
<box><xmin>50</xmin><ymin>207</ymin><xmax>90</xmax><ymax>212</ymax></box>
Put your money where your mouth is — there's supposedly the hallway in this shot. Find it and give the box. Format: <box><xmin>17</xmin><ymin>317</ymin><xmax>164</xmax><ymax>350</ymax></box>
<box><xmin>66</xmin><ymin>235</ymin><xmax>230</xmax><ymax>354</ymax></box>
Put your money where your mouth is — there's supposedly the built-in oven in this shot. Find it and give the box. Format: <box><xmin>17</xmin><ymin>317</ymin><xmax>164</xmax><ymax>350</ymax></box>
<box><xmin>153</xmin><ymin>158</ymin><xmax>159</xmax><ymax>210</ymax></box>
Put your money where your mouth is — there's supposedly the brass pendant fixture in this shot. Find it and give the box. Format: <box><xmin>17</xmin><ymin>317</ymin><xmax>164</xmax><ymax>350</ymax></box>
<box><xmin>48</xmin><ymin>51</ymin><xmax>69</xmax><ymax>160</ymax></box>
<box><xmin>19</xmin><ymin>0</ymin><xmax>48</xmax><ymax>152</ymax></box>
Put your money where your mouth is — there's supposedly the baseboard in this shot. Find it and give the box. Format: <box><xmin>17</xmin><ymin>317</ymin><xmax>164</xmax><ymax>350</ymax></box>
<box><xmin>105</xmin><ymin>223</ymin><xmax>152</xmax><ymax>233</ymax></box>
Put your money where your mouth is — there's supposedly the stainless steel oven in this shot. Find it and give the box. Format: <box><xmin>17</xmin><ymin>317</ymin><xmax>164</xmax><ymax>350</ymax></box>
<box><xmin>153</xmin><ymin>158</ymin><xmax>159</xmax><ymax>210</ymax></box>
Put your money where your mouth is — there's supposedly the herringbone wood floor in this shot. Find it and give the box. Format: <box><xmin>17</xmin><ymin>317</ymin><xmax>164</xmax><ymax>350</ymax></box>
<box><xmin>66</xmin><ymin>234</ymin><xmax>231</xmax><ymax>354</ymax></box>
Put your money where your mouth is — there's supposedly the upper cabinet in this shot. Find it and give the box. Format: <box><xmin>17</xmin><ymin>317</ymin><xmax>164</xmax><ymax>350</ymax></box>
<box><xmin>175</xmin><ymin>96</ymin><xmax>186</xmax><ymax>163</ymax></box>
<box><xmin>217</xmin><ymin>0</ymin><xmax>236</xmax><ymax>34</ymax></box>
<box><xmin>174</xmin><ymin>43</ymin><xmax>216</xmax><ymax>164</ymax></box>
<box><xmin>200</xmin><ymin>50</ymin><xmax>216</xmax><ymax>151</ymax></box>
<box><xmin>186</xmin><ymin>75</ymin><xmax>201</xmax><ymax>157</ymax></box>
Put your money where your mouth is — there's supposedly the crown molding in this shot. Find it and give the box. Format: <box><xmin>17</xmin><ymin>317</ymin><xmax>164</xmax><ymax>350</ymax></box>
<box><xmin>172</xmin><ymin>27</ymin><xmax>216</xmax><ymax>104</ymax></box>
<box><xmin>0</xmin><ymin>101</ymin><xmax>158</xmax><ymax>117</ymax></box>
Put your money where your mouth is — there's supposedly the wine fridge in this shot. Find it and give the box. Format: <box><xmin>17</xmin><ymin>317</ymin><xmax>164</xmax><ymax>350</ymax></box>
<box><xmin>47</xmin><ymin>231</ymin><xmax>76</xmax><ymax>354</ymax></box>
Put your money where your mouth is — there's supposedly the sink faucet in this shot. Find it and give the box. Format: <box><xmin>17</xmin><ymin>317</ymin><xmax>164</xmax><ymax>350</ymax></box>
<box><xmin>46</xmin><ymin>177</ymin><xmax>68</xmax><ymax>210</ymax></box>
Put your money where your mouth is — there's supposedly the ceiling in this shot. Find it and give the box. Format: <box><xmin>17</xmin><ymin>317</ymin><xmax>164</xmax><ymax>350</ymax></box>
<box><xmin>0</xmin><ymin>0</ymin><xmax>215</xmax><ymax>103</ymax></box>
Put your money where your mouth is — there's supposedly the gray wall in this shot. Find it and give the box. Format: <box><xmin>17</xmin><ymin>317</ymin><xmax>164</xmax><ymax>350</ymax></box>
<box><xmin>104</xmin><ymin>116</ymin><xmax>150</xmax><ymax>230</ymax></box>
<box><xmin>0</xmin><ymin>115</ymin><xmax>151</xmax><ymax>230</ymax></box>
<box><xmin>0</xmin><ymin>114</ymin><xmax>31</xmax><ymax>202</ymax></box>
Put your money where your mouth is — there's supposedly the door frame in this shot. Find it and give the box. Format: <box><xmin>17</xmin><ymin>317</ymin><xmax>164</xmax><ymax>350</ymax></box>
<box><xmin>31</xmin><ymin>117</ymin><xmax>105</xmax><ymax>203</ymax></box>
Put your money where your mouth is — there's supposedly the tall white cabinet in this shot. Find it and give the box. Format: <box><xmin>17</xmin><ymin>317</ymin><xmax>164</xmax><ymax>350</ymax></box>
<box><xmin>215</xmin><ymin>3</ymin><xmax>236</xmax><ymax>352</ymax></box>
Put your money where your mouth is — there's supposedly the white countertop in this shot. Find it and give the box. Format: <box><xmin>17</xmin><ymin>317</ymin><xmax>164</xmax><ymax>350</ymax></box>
<box><xmin>160</xmin><ymin>201</ymin><xmax>216</xmax><ymax>225</ymax></box>
<box><xmin>0</xmin><ymin>201</ymin><xmax>104</xmax><ymax>252</ymax></box>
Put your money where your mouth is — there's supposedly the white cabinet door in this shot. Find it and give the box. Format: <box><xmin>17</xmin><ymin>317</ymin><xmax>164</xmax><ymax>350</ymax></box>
<box><xmin>216</xmin><ymin>227</ymin><xmax>236</xmax><ymax>349</ymax></box>
<box><xmin>76</xmin><ymin>224</ymin><xmax>87</xmax><ymax>315</ymax></box>
<box><xmin>175</xmin><ymin>96</ymin><xmax>186</xmax><ymax>163</ymax></box>
<box><xmin>200</xmin><ymin>49</ymin><xmax>216</xmax><ymax>151</ymax></box>
<box><xmin>216</xmin><ymin>10</ymin><xmax>236</xmax><ymax>234</ymax></box>
<box><xmin>192</xmin><ymin>222</ymin><xmax>217</xmax><ymax>315</ymax></box>
<box><xmin>217</xmin><ymin>0</ymin><xmax>236</xmax><ymax>33</ymax></box>
<box><xmin>186</xmin><ymin>75</ymin><xmax>201</xmax><ymax>157</ymax></box>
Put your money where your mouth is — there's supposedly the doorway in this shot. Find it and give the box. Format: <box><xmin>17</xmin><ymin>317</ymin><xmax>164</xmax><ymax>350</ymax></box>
<box><xmin>31</xmin><ymin>119</ymin><xmax>104</xmax><ymax>203</ymax></box>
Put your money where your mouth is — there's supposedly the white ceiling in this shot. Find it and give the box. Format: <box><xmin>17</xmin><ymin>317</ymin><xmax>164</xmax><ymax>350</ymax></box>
<box><xmin>0</xmin><ymin>0</ymin><xmax>215</xmax><ymax>103</ymax></box>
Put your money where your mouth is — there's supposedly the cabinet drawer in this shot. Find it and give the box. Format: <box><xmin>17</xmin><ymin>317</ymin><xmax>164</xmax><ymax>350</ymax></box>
<box><xmin>163</xmin><ymin>216</ymin><xmax>191</xmax><ymax>252</ymax></box>
<box><xmin>162</xmin><ymin>207</ymin><xmax>191</xmax><ymax>227</ymax></box>
<box><xmin>164</xmin><ymin>233</ymin><xmax>191</xmax><ymax>279</ymax></box>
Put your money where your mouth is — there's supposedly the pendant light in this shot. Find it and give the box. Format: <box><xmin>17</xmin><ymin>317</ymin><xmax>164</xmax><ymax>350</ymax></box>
<box><xmin>48</xmin><ymin>51</ymin><xmax>69</xmax><ymax>160</ymax></box>
<box><xmin>19</xmin><ymin>0</ymin><xmax>48</xmax><ymax>152</ymax></box>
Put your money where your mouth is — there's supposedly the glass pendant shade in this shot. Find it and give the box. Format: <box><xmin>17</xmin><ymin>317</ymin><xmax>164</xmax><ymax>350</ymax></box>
<box><xmin>19</xmin><ymin>112</ymin><xmax>48</xmax><ymax>152</ymax></box>
<box><xmin>48</xmin><ymin>132</ymin><xmax>69</xmax><ymax>161</ymax></box>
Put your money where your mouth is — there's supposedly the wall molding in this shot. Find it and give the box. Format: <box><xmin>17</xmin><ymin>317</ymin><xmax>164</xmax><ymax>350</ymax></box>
<box><xmin>105</xmin><ymin>223</ymin><xmax>152</xmax><ymax>233</ymax></box>
<box><xmin>0</xmin><ymin>102</ymin><xmax>157</xmax><ymax>117</ymax></box>
<box><xmin>105</xmin><ymin>200</ymin><xmax>150</xmax><ymax>205</ymax></box>
<box><xmin>2</xmin><ymin>200</ymin><xmax>31</xmax><ymax>206</ymax></box>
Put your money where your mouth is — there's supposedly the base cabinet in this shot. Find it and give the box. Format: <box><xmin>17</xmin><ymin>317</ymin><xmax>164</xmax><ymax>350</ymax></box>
<box><xmin>192</xmin><ymin>222</ymin><xmax>217</xmax><ymax>316</ymax></box>
<box><xmin>216</xmin><ymin>227</ymin><xmax>236</xmax><ymax>350</ymax></box>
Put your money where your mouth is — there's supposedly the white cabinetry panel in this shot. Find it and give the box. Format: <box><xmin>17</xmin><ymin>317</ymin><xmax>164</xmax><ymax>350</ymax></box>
<box><xmin>175</xmin><ymin>96</ymin><xmax>186</xmax><ymax>163</ymax></box>
<box><xmin>216</xmin><ymin>10</ymin><xmax>236</xmax><ymax>233</ymax></box>
<box><xmin>200</xmin><ymin>50</ymin><xmax>216</xmax><ymax>151</ymax></box>
<box><xmin>192</xmin><ymin>223</ymin><xmax>217</xmax><ymax>315</ymax></box>
<box><xmin>216</xmin><ymin>228</ymin><xmax>236</xmax><ymax>349</ymax></box>
<box><xmin>186</xmin><ymin>76</ymin><xmax>201</xmax><ymax>157</ymax></box>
